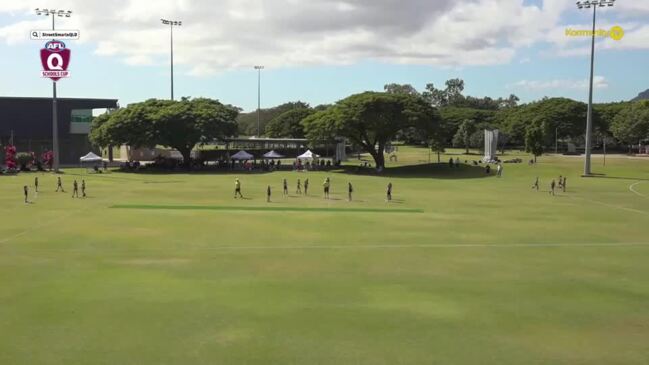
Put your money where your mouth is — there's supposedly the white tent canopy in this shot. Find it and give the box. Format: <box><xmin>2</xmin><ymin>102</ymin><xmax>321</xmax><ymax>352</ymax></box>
<box><xmin>263</xmin><ymin>150</ymin><xmax>284</xmax><ymax>159</ymax></box>
<box><xmin>231</xmin><ymin>150</ymin><xmax>254</xmax><ymax>160</ymax></box>
<box><xmin>79</xmin><ymin>152</ymin><xmax>103</xmax><ymax>163</ymax></box>
<box><xmin>297</xmin><ymin>150</ymin><xmax>319</xmax><ymax>160</ymax></box>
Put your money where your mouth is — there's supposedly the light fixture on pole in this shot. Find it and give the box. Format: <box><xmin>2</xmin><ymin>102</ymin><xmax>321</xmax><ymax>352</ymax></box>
<box><xmin>161</xmin><ymin>18</ymin><xmax>182</xmax><ymax>101</ymax></box>
<box><xmin>35</xmin><ymin>7</ymin><xmax>72</xmax><ymax>173</ymax></box>
<box><xmin>576</xmin><ymin>0</ymin><xmax>615</xmax><ymax>176</ymax></box>
<box><xmin>254</xmin><ymin>65</ymin><xmax>264</xmax><ymax>137</ymax></box>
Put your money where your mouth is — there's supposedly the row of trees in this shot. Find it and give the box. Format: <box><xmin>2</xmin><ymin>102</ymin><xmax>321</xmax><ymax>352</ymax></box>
<box><xmin>90</xmin><ymin>93</ymin><xmax>441</xmax><ymax>170</ymax></box>
<box><xmin>89</xmin><ymin>80</ymin><xmax>649</xmax><ymax>170</ymax></box>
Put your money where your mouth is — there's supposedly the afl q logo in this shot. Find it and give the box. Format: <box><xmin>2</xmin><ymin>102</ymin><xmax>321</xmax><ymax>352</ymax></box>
<box><xmin>40</xmin><ymin>40</ymin><xmax>71</xmax><ymax>81</ymax></box>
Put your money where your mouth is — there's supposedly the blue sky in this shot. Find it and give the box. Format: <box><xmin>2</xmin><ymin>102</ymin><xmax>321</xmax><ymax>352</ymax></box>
<box><xmin>1</xmin><ymin>0</ymin><xmax>648</xmax><ymax>111</ymax></box>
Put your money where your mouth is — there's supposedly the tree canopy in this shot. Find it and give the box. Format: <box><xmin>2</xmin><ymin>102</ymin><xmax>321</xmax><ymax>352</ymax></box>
<box><xmin>90</xmin><ymin>98</ymin><xmax>239</xmax><ymax>167</ymax></box>
<box><xmin>499</xmin><ymin>97</ymin><xmax>587</xmax><ymax>147</ymax></box>
<box><xmin>610</xmin><ymin>100</ymin><xmax>649</xmax><ymax>146</ymax></box>
<box><xmin>236</xmin><ymin>101</ymin><xmax>309</xmax><ymax>136</ymax></box>
<box><xmin>525</xmin><ymin>123</ymin><xmax>545</xmax><ymax>161</ymax></box>
<box><xmin>452</xmin><ymin>119</ymin><xmax>476</xmax><ymax>154</ymax></box>
<box><xmin>265</xmin><ymin>106</ymin><xmax>315</xmax><ymax>138</ymax></box>
<box><xmin>302</xmin><ymin>92</ymin><xmax>440</xmax><ymax>170</ymax></box>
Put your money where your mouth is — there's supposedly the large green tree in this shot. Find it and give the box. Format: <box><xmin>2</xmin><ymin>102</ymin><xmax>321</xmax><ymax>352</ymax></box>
<box><xmin>500</xmin><ymin>98</ymin><xmax>587</xmax><ymax>147</ymax></box>
<box><xmin>384</xmin><ymin>83</ymin><xmax>420</xmax><ymax>96</ymax></box>
<box><xmin>525</xmin><ymin>123</ymin><xmax>545</xmax><ymax>162</ymax></box>
<box><xmin>610</xmin><ymin>100</ymin><xmax>649</xmax><ymax>147</ymax></box>
<box><xmin>452</xmin><ymin>119</ymin><xmax>475</xmax><ymax>154</ymax></box>
<box><xmin>302</xmin><ymin>92</ymin><xmax>440</xmax><ymax>170</ymax></box>
<box><xmin>90</xmin><ymin>98</ymin><xmax>238</xmax><ymax>167</ymax></box>
<box><xmin>265</xmin><ymin>107</ymin><xmax>314</xmax><ymax>138</ymax></box>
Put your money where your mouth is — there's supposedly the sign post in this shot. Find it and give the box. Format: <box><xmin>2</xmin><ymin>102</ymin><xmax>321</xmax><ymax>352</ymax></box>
<box><xmin>40</xmin><ymin>40</ymin><xmax>71</xmax><ymax>172</ymax></box>
<box><xmin>33</xmin><ymin>8</ymin><xmax>74</xmax><ymax>173</ymax></box>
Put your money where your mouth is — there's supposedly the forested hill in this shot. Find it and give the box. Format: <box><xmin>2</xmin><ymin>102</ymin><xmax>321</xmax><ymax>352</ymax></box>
<box><xmin>632</xmin><ymin>89</ymin><xmax>649</xmax><ymax>101</ymax></box>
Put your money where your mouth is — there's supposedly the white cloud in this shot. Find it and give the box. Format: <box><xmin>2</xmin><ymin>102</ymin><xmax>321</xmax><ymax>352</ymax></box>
<box><xmin>509</xmin><ymin>76</ymin><xmax>609</xmax><ymax>91</ymax></box>
<box><xmin>0</xmin><ymin>0</ymin><xmax>645</xmax><ymax>76</ymax></box>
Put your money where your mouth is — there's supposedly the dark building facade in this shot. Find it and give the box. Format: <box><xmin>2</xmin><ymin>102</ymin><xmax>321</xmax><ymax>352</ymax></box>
<box><xmin>0</xmin><ymin>96</ymin><xmax>118</xmax><ymax>165</ymax></box>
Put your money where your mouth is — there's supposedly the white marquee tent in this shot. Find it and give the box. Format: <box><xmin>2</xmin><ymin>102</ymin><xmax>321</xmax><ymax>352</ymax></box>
<box><xmin>79</xmin><ymin>152</ymin><xmax>103</xmax><ymax>163</ymax></box>
<box><xmin>263</xmin><ymin>150</ymin><xmax>284</xmax><ymax>159</ymax></box>
<box><xmin>297</xmin><ymin>150</ymin><xmax>319</xmax><ymax>160</ymax></box>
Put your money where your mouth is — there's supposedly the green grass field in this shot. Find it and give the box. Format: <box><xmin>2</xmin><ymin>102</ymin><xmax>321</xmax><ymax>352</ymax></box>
<box><xmin>1</xmin><ymin>147</ymin><xmax>649</xmax><ymax>364</ymax></box>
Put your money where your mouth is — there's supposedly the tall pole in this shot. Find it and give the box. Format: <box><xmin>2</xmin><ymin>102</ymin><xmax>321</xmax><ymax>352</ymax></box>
<box><xmin>36</xmin><ymin>8</ymin><xmax>72</xmax><ymax>172</ymax></box>
<box><xmin>577</xmin><ymin>0</ymin><xmax>615</xmax><ymax>176</ymax></box>
<box><xmin>170</xmin><ymin>23</ymin><xmax>174</xmax><ymax>101</ymax></box>
<box><xmin>161</xmin><ymin>19</ymin><xmax>181</xmax><ymax>101</ymax></box>
<box><xmin>254</xmin><ymin>65</ymin><xmax>264</xmax><ymax>136</ymax></box>
<box><xmin>51</xmin><ymin>13</ymin><xmax>59</xmax><ymax>172</ymax></box>
<box><xmin>257</xmin><ymin>68</ymin><xmax>261</xmax><ymax>136</ymax></box>
<box><xmin>555</xmin><ymin>127</ymin><xmax>558</xmax><ymax>154</ymax></box>
<box><xmin>603</xmin><ymin>136</ymin><xmax>607</xmax><ymax>166</ymax></box>
<box><xmin>583</xmin><ymin>5</ymin><xmax>596</xmax><ymax>176</ymax></box>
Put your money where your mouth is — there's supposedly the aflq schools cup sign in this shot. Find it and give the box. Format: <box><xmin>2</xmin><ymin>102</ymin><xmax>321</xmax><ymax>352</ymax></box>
<box><xmin>40</xmin><ymin>40</ymin><xmax>71</xmax><ymax>81</ymax></box>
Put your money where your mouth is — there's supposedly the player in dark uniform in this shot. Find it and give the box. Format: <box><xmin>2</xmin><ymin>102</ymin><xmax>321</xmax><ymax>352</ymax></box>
<box><xmin>34</xmin><ymin>177</ymin><xmax>39</xmax><ymax>193</ymax></box>
<box><xmin>56</xmin><ymin>176</ymin><xmax>64</xmax><ymax>192</ymax></box>
<box><xmin>296</xmin><ymin>179</ymin><xmax>302</xmax><ymax>195</ymax></box>
<box><xmin>532</xmin><ymin>177</ymin><xmax>539</xmax><ymax>191</ymax></box>
<box><xmin>304</xmin><ymin>178</ymin><xmax>309</xmax><ymax>195</ymax></box>
<box><xmin>348</xmin><ymin>182</ymin><xmax>353</xmax><ymax>202</ymax></box>
<box><xmin>386</xmin><ymin>182</ymin><xmax>393</xmax><ymax>202</ymax></box>
<box><xmin>562</xmin><ymin>177</ymin><xmax>567</xmax><ymax>192</ymax></box>
<box><xmin>23</xmin><ymin>185</ymin><xmax>29</xmax><ymax>203</ymax></box>
<box><xmin>283</xmin><ymin>179</ymin><xmax>288</xmax><ymax>197</ymax></box>
<box><xmin>267</xmin><ymin>185</ymin><xmax>271</xmax><ymax>202</ymax></box>
<box><xmin>81</xmin><ymin>180</ymin><xmax>86</xmax><ymax>198</ymax></box>
<box><xmin>550</xmin><ymin>180</ymin><xmax>556</xmax><ymax>196</ymax></box>
<box><xmin>72</xmin><ymin>180</ymin><xmax>79</xmax><ymax>198</ymax></box>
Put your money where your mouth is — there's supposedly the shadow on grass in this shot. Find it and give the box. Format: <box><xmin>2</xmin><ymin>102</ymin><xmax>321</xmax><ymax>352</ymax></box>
<box><xmin>66</xmin><ymin>163</ymin><xmax>494</xmax><ymax>180</ymax></box>
<box><xmin>334</xmin><ymin>163</ymin><xmax>494</xmax><ymax>179</ymax></box>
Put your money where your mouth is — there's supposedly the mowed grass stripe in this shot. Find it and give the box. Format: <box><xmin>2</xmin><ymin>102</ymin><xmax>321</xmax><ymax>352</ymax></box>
<box><xmin>110</xmin><ymin>204</ymin><xmax>424</xmax><ymax>214</ymax></box>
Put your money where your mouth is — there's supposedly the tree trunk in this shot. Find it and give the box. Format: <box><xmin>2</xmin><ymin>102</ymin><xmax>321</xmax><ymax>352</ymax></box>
<box><xmin>437</xmin><ymin>151</ymin><xmax>441</xmax><ymax>163</ymax></box>
<box><xmin>369</xmin><ymin>150</ymin><xmax>385</xmax><ymax>171</ymax></box>
<box><xmin>179</xmin><ymin>148</ymin><xmax>192</xmax><ymax>169</ymax></box>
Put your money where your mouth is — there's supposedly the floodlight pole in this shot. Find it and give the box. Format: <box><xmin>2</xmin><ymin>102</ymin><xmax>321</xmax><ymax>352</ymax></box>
<box><xmin>584</xmin><ymin>4</ymin><xmax>596</xmax><ymax>176</ymax></box>
<box><xmin>36</xmin><ymin>8</ymin><xmax>72</xmax><ymax>173</ymax></box>
<box><xmin>171</xmin><ymin>23</ymin><xmax>174</xmax><ymax>100</ymax></box>
<box><xmin>254</xmin><ymin>65</ymin><xmax>264</xmax><ymax>136</ymax></box>
<box><xmin>577</xmin><ymin>0</ymin><xmax>615</xmax><ymax>176</ymax></box>
<box><xmin>161</xmin><ymin>19</ymin><xmax>181</xmax><ymax>101</ymax></box>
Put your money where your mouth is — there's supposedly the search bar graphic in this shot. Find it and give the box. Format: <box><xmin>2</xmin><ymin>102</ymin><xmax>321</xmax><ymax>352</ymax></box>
<box><xmin>30</xmin><ymin>30</ymin><xmax>80</xmax><ymax>40</ymax></box>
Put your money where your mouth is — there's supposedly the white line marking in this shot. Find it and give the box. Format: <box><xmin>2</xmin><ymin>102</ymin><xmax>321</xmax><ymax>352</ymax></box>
<box><xmin>629</xmin><ymin>181</ymin><xmax>648</xmax><ymax>199</ymax></box>
<box><xmin>569</xmin><ymin>195</ymin><xmax>649</xmax><ymax>216</ymax></box>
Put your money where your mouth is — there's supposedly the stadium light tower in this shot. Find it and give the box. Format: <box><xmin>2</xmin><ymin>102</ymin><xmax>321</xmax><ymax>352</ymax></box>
<box><xmin>35</xmin><ymin>8</ymin><xmax>72</xmax><ymax>173</ymax></box>
<box><xmin>576</xmin><ymin>0</ymin><xmax>615</xmax><ymax>176</ymax></box>
<box><xmin>161</xmin><ymin>19</ymin><xmax>182</xmax><ymax>101</ymax></box>
<box><xmin>254</xmin><ymin>65</ymin><xmax>264</xmax><ymax>136</ymax></box>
